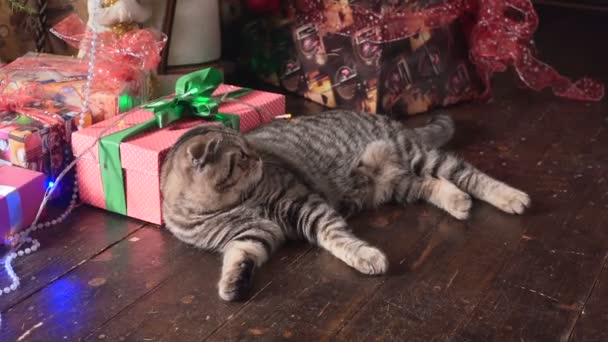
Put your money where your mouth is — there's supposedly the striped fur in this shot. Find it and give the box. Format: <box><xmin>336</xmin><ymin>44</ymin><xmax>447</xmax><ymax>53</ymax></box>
<box><xmin>160</xmin><ymin>110</ymin><xmax>530</xmax><ymax>301</ymax></box>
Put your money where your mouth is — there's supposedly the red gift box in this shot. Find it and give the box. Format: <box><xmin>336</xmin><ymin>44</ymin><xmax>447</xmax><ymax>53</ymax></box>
<box><xmin>0</xmin><ymin>165</ymin><xmax>45</xmax><ymax>241</ymax></box>
<box><xmin>72</xmin><ymin>83</ymin><xmax>285</xmax><ymax>224</ymax></box>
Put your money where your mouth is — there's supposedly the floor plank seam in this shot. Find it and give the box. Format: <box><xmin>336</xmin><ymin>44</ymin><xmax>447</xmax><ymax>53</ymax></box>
<box><xmin>445</xmin><ymin>182</ymin><xmax>598</xmax><ymax>340</ymax></box>
<box><xmin>82</xmin><ymin>262</ymin><xmax>181</xmax><ymax>341</ymax></box>
<box><xmin>0</xmin><ymin>222</ymin><xmax>149</xmax><ymax>315</ymax></box>
<box><xmin>325</xmin><ymin>278</ymin><xmax>388</xmax><ymax>341</ymax></box>
<box><xmin>202</xmin><ymin>247</ymin><xmax>315</xmax><ymax>341</ymax></box>
<box><xmin>328</xmin><ymin>215</ymin><xmax>445</xmax><ymax>340</ymax></box>
<box><xmin>566</xmin><ymin>251</ymin><xmax>608</xmax><ymax>342</ymax></box>
<box><xmin>442</xmin><ymin>121</ymin><xmax>594</xmax><ymax>339</ymax></box>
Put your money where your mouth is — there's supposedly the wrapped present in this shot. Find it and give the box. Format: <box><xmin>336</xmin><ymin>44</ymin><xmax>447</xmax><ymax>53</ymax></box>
<box><xmin>0</xmin><ymin>53</ymin><xmax>146</xmax><ymax>123</ymax></box>
<box><xmin>224</xmin><ymin>2</ymin><xmax>308</xmax><ymax>96</ymax></box>
<box><xmin>0</xmin><ymin>85</ymin><xmax>93</xmax><ymax>180</ymax></box>
<box><xmin>227</xmin><ymin>0</ymin><xmax>603</xmax><ymax>116</ymax></box>
<box><xmin>72</xmin><ymin>68</ymin><xmax>285</xmax><ymax>224</ymax></box>
<box><xmin>0</xmin><ymin>13</ymin><xmax>166</xmax><ymax>123</ymax></box>
<box><xmin>0</xmin><ymin>165</ymin><xmax>46</xmax><ymax>242</ymax></box>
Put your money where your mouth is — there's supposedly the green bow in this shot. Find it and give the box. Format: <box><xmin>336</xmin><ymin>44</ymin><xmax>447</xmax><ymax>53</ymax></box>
<box><xmin>98</xmin><ymin>68</ymin><xmax>250</xmax><ymax>216</ymax></box>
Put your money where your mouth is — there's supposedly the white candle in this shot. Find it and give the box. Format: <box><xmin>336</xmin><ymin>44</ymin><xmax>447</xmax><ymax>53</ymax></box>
<box><xmin>167</xmin><ymin>0</ymin><xmax>221</xmax><ymax>66</ymax></box>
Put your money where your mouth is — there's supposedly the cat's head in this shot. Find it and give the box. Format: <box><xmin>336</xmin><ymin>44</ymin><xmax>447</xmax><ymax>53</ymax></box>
<box><xmin>160</xmin><ymin>125</ymin><xmax>263</xmax><ymax>213</ymax></box>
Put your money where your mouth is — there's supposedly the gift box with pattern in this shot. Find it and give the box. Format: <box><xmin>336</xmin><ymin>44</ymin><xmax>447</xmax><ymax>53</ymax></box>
<box><xmin>0</xmin><ymin>99</ymin><xmax>93</xmax><ymax>179</ymax></box>
<box><xmin>0</xmin><ymin>165</ymin><xmax>46</xmax><ymax>242</ymax></box>
<box><xmin>0</xmin><ymin>53</ymin><xmax>148</xmax><ymax>123</ymax></box>
<box><xmin>226</xmin><ymin>0</ymin><xmax>603</xmax><ymax>115</ymax></box>
<box><xmin>72</xmin><ymin>70</ymin><xmax>285</xmax><ymax>224</ymax></box>
<box><xmin>227</xmin><ymin>0</ymin><xmax>483</xmax><ymax>116</ymax></box>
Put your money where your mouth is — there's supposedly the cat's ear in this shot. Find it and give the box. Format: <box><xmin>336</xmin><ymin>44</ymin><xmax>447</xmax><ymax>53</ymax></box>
<box><xmin>187</xmin><ymin>138</ymin><xmax>220</xmax><ymax>168</ymax></box>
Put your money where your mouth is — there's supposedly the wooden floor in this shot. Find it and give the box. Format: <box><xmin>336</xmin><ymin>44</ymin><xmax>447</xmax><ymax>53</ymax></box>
<box><xmin>2</xmin><ymin>6</ymin><xmax>608</xmax><ymax>342</ymax></box>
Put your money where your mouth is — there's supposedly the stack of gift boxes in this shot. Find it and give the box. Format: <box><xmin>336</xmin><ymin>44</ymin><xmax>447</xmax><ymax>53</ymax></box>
<box><xmin>0</xmin><ymin>14</ymin><xmax>287</xmax><ymax>239</ymax></box>
<box><xmin>3</xmin><ymin>1</ymin><xmax>603</xmax><ymax>241</ymax></box>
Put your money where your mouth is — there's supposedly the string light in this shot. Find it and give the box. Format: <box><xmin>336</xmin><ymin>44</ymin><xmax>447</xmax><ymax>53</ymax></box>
<box><xmin>0</xmin><ymin>0</ymin><xmax>102</xmax><ymax>299</ymax></box>
<box><xmin>0</xmin><ymin>8</ymin><xmax>280</xmax><ymax>311</ymax></box>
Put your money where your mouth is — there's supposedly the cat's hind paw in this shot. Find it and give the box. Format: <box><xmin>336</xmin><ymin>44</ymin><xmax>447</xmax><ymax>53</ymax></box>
<box><xmin>218</xmin><ymin>260</ymin><xmax>255</xmax><ymax>301</ymax></box>
<box><xmin>352</xmin><ymin>246</ymin><xmax>389</xmax><ymax>275</ymax></box>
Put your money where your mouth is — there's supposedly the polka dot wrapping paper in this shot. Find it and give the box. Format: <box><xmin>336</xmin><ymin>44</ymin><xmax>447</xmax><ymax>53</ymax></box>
<box><xmin>71</xmin><ymin>84</ymin><xmax>286</xmax><ymax>224</ymax></box>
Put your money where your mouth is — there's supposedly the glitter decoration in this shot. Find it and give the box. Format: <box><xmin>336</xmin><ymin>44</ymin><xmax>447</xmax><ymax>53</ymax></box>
<box><xmin>290</xmin><ymin>0</ymin><xmax>604</xmax><ymax>101</ymax></box>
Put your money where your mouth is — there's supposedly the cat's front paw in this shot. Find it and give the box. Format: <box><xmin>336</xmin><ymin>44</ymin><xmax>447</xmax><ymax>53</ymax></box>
<box><xmin>446</xmin><ymin>191</ymin><xmax>473</xmax><ymax>220</ymax></box>
<box><xmin>493</xmin><ymin>188</ymin><xmax>531</xmax><ymax>215</ymax></box>
<box><xmin>218</xmin><ymin>260</ymin><xmax>255</xmax><ymax>301</ymax></box>
<box><xmin>353</xmin><ymin>246</ymin><xmax>389</xmax><ymax>275</ymax></box>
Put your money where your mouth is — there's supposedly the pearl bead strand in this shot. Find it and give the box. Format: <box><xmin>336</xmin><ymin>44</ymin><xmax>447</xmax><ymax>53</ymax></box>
<box><xmin>0</xmin><ymin>0</ymin><xmax>102</xmax><ymax>298</ymax></box>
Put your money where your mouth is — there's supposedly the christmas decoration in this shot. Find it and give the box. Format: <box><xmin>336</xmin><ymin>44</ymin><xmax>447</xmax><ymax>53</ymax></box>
<box><xmin>1</xmin><ymin>12</ymin><xmax>165</xmax><ymax>126</ymax></box>
<box><xmin>72</xmin><ymin>68</ymin><xmax>285</xmax><ymax>224</ymax></box>
<box><xmin>0</xmin><ymin>86</ymin><xmax>94</xmax><ymax>180</ymax></box>
<box><xmin>0</xmin><ymin>0</ymin><xmax>102</xmax><ymax>301</ymax></box>
<box><xmin>5</xmin><ymin>0</ymin><xmax>36</xmax><ymax>14</ymax></box>
<box><xmin>0</xmin><ymin>166</ymin><xmax>46</xmax><ymax>241</ymax></box>
<box><xmin>86</xmin><ymin>0</ymin><xmax>150</xmax><ymax>36</ymax></box>
<box><xmin>227</xmin><ymin>0</ymin><xmax>603</xmax><ymax>118</ymax></box>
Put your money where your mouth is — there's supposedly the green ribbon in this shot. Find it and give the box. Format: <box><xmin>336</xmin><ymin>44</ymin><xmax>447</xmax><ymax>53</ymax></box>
<box><xmin>98</xmin><ymin>68</ymin><xmax>251</xmax><ymax>216</ymax></box>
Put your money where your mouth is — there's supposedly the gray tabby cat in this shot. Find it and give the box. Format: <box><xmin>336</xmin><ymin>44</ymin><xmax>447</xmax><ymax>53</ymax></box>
<box><xmin>160</xmin><ymin>110</ymin><xmax>530</xmax><ymax>301</ymax></box>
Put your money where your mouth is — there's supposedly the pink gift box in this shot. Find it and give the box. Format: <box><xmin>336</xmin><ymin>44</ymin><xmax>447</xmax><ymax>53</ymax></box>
<box><xmin>0</xmin><ymin>165</ymin><xmax>46</xmax><ymax>241</ymax></box>
<box><xmin>72</xmin><ymin>84</ymin><xmax>285</xmax><ymax>224</ymax></box>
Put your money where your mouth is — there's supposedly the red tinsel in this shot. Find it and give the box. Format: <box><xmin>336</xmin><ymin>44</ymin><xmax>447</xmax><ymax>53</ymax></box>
<box><xmin>294</xmin><ymin>0</ymin><xmax>604</xmax><ymax>102</ymax></box>
<box><xmin>50</xmin><ymin>14</ymin><xmax>166</xmax><ymax>80</ymax></box>
<box><xmin>468</xmin><ymin>0</ymin><xmax>603</xmax><ymax>101</ymax></box>
<box><xmin>0</xmin><ymin>82</ymin><xmax>46</xmax><ymax>113</ymax></box>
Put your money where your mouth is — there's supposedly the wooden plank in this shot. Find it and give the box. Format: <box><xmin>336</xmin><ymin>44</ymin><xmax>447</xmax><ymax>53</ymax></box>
<box><xmin>332</xmin><ymin>92</ymin><xmax>580</xmax><ymax>340</ymax></box>
<box><xmin>0</xmin><ymin>206</ymin><xmax>146</xmax><ymax>313</ymax></box>
<box><xmin>204</xmin><ymin>206</ymin><xmax>442</xmax><ymax>341</ymax></box>
<box><xmin>82</xmin><ymin>243</ymin><xmax>312</xmax><ymax>341</ymax></box>
<box><xmin>201</xmin><ymin>82</ymin><xmax>544</xmax><ymax>340</ymax></box>
<box><xmin>82</xmin><ymin>91</ymin><xmax>472</xmax><ymax>341</ymax></box>
<box><xmin>0</xmin><ymin>225</ymin><xmax>196</xmax><ymax>341</ymax></box>
<box><xmin>570</xmin><ymin>259</ymin><xmax>608</xmax><ymax>342</ymax></box>
<box><xmin>448</xmin><ymin>107</ymin><xmax>608</xmax><ymax>340</ymax></box>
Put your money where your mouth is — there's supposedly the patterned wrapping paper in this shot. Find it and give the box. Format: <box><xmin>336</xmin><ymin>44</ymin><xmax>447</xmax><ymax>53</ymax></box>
<box><xmin>72</xmin><ymin>84</ymin><xmax>286</xmax><ymax>224</ymax></box>
<box><xmin>0</xmin><ymin>98</ymin><xmax>93</xmax><ymax>179</ymax></box>
<box><xmin>231</xmin><ymin>0</ymin><xmax>482</xmax><ymax>116</ymax></box>
<box><xmin>227</xmin><ymin>0</ymin><xmax>603</xmax><ymax>116</ymax></box>
<box><xmin>0</xmin><ymin>165</ymin><xmax>46</xmax><ymax>242</ymax></box>
<box><xmin>0</xmin><ymin>53</ymin><xmax>147</xmax><ymax>123</ymax></box>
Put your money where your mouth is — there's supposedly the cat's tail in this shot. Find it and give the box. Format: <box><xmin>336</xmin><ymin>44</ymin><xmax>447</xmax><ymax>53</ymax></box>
<box><xmin>414</xmin><ymin>114</ymin><xmax>455</xmax><ymax>149</ymax></box>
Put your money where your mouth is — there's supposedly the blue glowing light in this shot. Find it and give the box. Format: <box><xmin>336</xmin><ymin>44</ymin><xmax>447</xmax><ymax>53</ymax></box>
<box><xmin>47</xmin><ymin>180</ymin><xmax>55</xmax><ymax>189</ymax></box>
